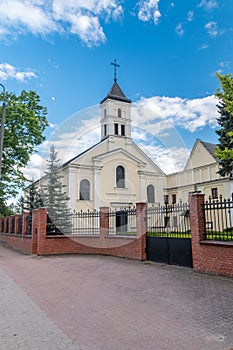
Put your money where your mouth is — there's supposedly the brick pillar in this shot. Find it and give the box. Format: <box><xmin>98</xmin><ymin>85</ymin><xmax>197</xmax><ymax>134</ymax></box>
<box><xmin>99</xmin><ymin>207</ymin><xmax>109</xmax><ymax>239</ymax></box>
<box><xmin>31</xmin><ymin>209</ymin><xmax>39</xmax><ymax>254</ymax></box>
<box><xmin>8</xmin><ymin>216</ymin><xmax>12</xmax><ymax>234</ymax></box>
<box><xmin>190</xmin><ymin>193</ymin><xmax>206</xmax><ymax>269</ymax></box>
<box><xmin>14</xmin><ymin>214</ymin><xmax>20</xmax><ymax>234</ymax></box>
<box><xmin>36</xmin><ymin>208</ymin><xmax>47</xmax><ymax>255</ymax></box>
<box><xmin>136</xmin><ymin>202</ymin><xmax>147</xmax><ymax>261</ymax></box>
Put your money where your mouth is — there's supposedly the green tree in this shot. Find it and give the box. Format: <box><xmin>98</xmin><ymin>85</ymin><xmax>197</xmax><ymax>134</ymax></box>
<box><xmin>215</xmin><ymin>73</ymin><xmax>233</xmax><ymax>177</ymax></box>
<box><xmin>0</xmin><ymin>90</ymin><xmax>48</xmax><ymax>211</ymax></box>
<box><xmin>14</xmin><ymin>196</ymin><xmax>24</xmax><ymax>215</ymax></box>
<box><xmin>41</xmin><ymin>145</ymin><xmax>72</xmax><ymax>235</ymax></box>
<box><xmin>24</xmin><ymin>180</ymin><xmax>42</xmax><ymax>213</ymax></box>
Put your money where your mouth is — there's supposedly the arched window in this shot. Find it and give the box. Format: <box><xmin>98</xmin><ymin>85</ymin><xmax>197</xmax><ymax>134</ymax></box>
<box><xmin>116</xmin><ymin>166</ymin><xmax>125</xmax><ymax>188</ymax></box>
<box><xmin>118</xmin><ymin>108</ymin><xmax>121</xmax><ymax>117</ymax></box>
<box><xmin>147</xmin><ymin>185</ymin><xmax>155</xmax><ymax>203</ymax></box>
<box><xmin>79</xmin><ymin>179</ymin><xmax>90</xmax><ymax>200</ymax></box>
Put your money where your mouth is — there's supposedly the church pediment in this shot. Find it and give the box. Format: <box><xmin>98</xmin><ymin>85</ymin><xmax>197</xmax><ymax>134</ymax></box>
<box><xmin>92</xmin><ymin>148</ymin><xmax>146</xmax><ymax>167</ymax></box>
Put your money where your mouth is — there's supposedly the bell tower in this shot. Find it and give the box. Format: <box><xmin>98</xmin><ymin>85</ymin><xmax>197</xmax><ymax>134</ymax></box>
<box><xmin>100</xmin><ymin>60</ymin><xmax>132</xmax><ymax>141</ymax></box>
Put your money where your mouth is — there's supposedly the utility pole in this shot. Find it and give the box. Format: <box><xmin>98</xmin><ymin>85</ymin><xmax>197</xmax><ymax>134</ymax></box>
<box><xmin>0</xmin><ymin>83</ymin><xmax>6</xmax><ymax>179</ymax></box>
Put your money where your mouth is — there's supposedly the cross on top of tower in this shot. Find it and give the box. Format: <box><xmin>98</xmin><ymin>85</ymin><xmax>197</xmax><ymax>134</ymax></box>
<box><xmin>111</xmin><ymin>59</ymin><xmax>120</xmax><ymax>82</ymax></box>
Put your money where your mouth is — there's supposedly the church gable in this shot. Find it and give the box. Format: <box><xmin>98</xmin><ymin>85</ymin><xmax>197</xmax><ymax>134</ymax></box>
<box><xmin>92</xmin><ymin>148</ymin><xmax>146</xmax><ymax>167</ymax></box>
<box><xmin>184</xmin><ymin>139</ymin><xmax>217</xmax><ymax>171</ymax></box>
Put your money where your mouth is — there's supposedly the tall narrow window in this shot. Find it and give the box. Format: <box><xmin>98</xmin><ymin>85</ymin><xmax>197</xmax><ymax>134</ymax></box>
<box><xmin>121</xmin><ymin>124</ymin><xmax>125</xmax><ymax>136</ymax></box>
<box><xmin>104</xmin><ymin>109</ymin><xmax>106</xmax><ymax>118</ymax></box>
<box><xmin>114</xmin><ymin>123</ymin><xmax>118</xmax><ymax>135</ymax></box>
<box><xmin>211</xmin><ymin>187</ymin><xmax>218</xmax><ymax>199</ymax></box>
<box><xmin>116</xmin><ymin>166</ymin><xmax>125</xmax><ymax>188</ymax></box>
<box><xmin>147</xmin><ymin>185</ymin><xmax>155</xmax><ymax>203</ymax></box>
<box><xmin>172</xmin><ymin>194</ymin><xmax>176</xmax><ymax>204</ymax></box>
<box><xmin>164</xmin><ymin>195</ymin><xmax>169</xmax><ymax>204</ymax></box>
<box><xmin>104</xmin><ymin>124</ymin><xmax>107</xmax><ymax>136</ymax></box>
<box><xmin>79</xmin><ymin>179</ymin><xmax>90</xmax><ymax>200</ymax></box>
<box><xmin>118</xmin><ymin>108</ymin><xmax>121</xmax><ymax>117</ymax></box>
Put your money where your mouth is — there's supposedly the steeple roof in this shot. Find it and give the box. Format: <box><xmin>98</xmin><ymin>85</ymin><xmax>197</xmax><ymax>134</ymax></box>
<box><xmin>100</xmin><ymin>80</ymin><xmax>131</xmax><ymax>104</ymax></box>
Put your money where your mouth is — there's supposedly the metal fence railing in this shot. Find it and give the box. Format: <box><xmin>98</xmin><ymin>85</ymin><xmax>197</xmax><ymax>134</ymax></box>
<box><xmin>202</xmin><ymin>195</ymin><xmax>233</xmax><ymax>241</ymax></box>
<box><xmin>46</xmin><ymin>210</ymin><xmax>100</xmax><ymax>236</ymax></box>
<box><xmin>147</xmin><ymin>202</ymin><xmax>190</xmax><ymax>238</ymax></box>
<box><xmin>108</xmin><ymin>207</ymin><xmax>137</xmax><ymax>236</ymax></box>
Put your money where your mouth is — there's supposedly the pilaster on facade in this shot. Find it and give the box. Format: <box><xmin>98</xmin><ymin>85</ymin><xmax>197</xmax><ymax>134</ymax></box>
<box><xmin>67</xmin><ymin>167</ymin><xmax>77</xmax><ymax>210</ymax></box>
<box><xmin>93</xmin><ymin>162</ymin><xmax>102</xmax><ymax>210</ymax></box>
<box><xmin>138</xmin><ymin>171</ymin><xmax>146</xmax><ymax>202</ymax></box>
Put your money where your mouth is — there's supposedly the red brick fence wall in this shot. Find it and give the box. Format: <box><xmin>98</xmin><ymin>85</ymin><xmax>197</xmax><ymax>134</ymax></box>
<box><xmin>0</xmin><ymin>195</ymin><xmax>233</xmax><ymax>278</ymax></box>
<box><xmin>0</xmin><ymin>203</ymin><xmax>147</xmax><ymax>261</ymax></box>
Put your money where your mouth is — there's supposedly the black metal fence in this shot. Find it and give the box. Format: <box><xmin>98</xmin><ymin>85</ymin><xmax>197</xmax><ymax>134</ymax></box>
<box><xmin>108</xmin><ymin>207</ymin><xmax>137</xmax><ymax>236</ymax></box>
<box><xmin>26</xmin><ymin>214</ymin><xmax>33</xmax><ymax>235</ymax></box>
<box><xmin>46</xmin><ymin>210</ymin><xmax>100</xmax><ymax>236</ymax></box>
<box><xmin>203</xmin><ymin>195</ymin><xmax>233</xmax><ymax>241</ymax></box>
<box><xmin>147</xmin><ymin>202</ymin><xmax>190</xmax><ymax>238</ymax></box>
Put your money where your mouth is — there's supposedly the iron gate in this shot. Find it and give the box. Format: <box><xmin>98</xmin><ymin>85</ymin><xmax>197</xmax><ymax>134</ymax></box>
<box><xmin>146</xmin><ymin>203</ymin><xmax>193</xmax><ymax>268</ymax></box>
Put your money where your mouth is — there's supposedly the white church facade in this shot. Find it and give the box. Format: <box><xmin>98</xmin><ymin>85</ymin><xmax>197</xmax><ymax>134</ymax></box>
<box><xmin>61</xmin><ymin>78</ymin><xmax>165</xmax><ymax>212</ymax></box>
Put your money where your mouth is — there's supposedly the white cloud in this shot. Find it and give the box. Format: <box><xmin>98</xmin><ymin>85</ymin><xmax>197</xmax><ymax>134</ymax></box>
<box><xmin>205</xmin><ymin>21</ymin><xmax>219</xmax><ymax>37</ymax></box>
<box><xmin>175</xmin><ymin>23</ymin><xmax>184</xmax><ymax>36</ymax></box>
<box><xmin>219</xmin><ymin>61</ymin><xmax>230</xmax><ymax>68</ymax></box>
<box><xmin>0</xmin><ymin>0</ymin><xmax>57</xmax><ymax>36</ymax></box>
<box><xmin>187</xmin><ymin>11</ymin><xmax>194</xmax><ymax>22</ymax></box>
<box><xmin>199</xmin><ymin>43</ymin><xmax>208</xmax><ymax>50</ymax></box>
<box><xmin>23</xmin><ymin>153</ymin><xmax>46</xmax><ymax>181</ymax></box>
<box><xmin>137</xmin><ymin>0</ymin><xmax>161</xmax><ymax>25</ymax></box>
<box><xmin>0</xmin><ymin>0</ymin><xmax>123</xmax><ymax>47</ymax></box>
<box><xmin>137</xmin><ymin>143</ymin><xmax>190</xmax><ymax>173</ymax></box>
<box><xmin>198</xmin><ymin>0</ymin><xmax>218</xmax><ymax>10</ymax></box>
<box><xmin>133</xmin><ymin>95</ymin><xmax>218</xmax><ymax>133</ymax></box>
<box><xmin>0</xmin><ymin>63</ymin><xmax>37</xmax><ymax>82</ymax></box>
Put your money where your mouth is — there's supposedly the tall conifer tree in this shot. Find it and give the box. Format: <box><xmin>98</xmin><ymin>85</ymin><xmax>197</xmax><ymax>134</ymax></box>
<box><xmin>215</xmin><ymin>73</ymin><xmax>233</xmax><ymax>177</ymax></box>
<box><xmin>41</xmin><ymin>145</ymin><xmax>71</xmax><ymax>234</ymax></box>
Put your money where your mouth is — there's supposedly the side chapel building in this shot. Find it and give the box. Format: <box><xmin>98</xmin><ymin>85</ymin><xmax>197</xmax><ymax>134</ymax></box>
<box><xmin>35</xmin><ymin>75</ymin><xmax>233</xmax><ymax>212</ymax></box>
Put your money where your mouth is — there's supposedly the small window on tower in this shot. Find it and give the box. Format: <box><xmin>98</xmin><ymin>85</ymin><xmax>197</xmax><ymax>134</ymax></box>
<box><xmin>104</xmin><ymin>124</ymin><xmax>107</xmax><ymax>136</ymax></box>
<box><xmin>121</xmin><ymin>124</ymin><xmax>125</xmax><ymax>136</ymax></box>
<box><xmin>118</xmin><ymin>108</ymin><xmax>121</xmax><ymax>117</ymax></box>
<box><xmin>104</xmin><ymin>109</ymin><xmax>106</xmax><ymax>118</ymax></box>
<box><xmin>114</xmin><ymin>123</ymin><xmax>118</xmax><ymax>135</ymax></box>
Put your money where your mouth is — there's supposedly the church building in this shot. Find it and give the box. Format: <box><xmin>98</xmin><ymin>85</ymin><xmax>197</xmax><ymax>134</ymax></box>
<box><xmin>60</xmin><ymin>74</ymin><xmax>165</xmax><ymax>212</ymax></box>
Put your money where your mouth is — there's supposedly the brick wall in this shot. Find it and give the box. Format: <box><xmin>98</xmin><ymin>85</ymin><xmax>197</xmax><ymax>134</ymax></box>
<box><xmin>190</xmin><ymin>193</ymin><xmax>233</xmax><ymax>278</ymax></box>
<box><xmin>1</xmin><ymin>198</ymin><xmax>233</xmax><ymax>277</ymax></box>
<box><xmin>0</xmin><ymin>204</ymin><xmax>147</xmax><ymax>261</ymax></box>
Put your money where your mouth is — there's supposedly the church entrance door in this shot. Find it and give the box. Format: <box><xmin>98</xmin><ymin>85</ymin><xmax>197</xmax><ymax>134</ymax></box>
<box><xmin>116</xmin><ymin>211</ymin><xmax>128</xmax><ymax>234</ymax></box>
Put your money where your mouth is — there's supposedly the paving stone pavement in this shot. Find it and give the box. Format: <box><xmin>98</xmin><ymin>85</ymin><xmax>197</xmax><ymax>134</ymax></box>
<box><xmin>0</xmin><ymin>268</ymin><xmax>79</xmax><ymax>350</ymax></box>
<box><xmin>0</xmin><ymin>242</ymin><xmax>233</xmax><ymax>350</ymax></box>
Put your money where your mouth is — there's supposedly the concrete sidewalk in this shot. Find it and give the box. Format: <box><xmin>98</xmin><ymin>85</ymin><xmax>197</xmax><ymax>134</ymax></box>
<box><xmin>0</xmin><ymin>242</ymin><xmax>233</xmax><ymax>350</ymax></box>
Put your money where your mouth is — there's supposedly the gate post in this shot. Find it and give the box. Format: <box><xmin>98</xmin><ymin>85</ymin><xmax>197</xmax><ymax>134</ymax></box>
<box><xmin>136</xmin><ymin>202</ymin><xmax>147</xmax><ymax>261</ymax></box>
<box><xmin>100</xmin><ymin>207</ymin><xmax>109</xmax><ymax>238</ymax></box>
<box><xmin>190</xmin><ymin>193</ymin><xmax>206</xmax><ymax>269</ymax></box>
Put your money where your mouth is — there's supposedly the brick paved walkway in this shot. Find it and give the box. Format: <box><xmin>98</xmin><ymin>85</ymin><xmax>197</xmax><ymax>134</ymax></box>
<box><xmin>0</xmin><ymin>268</ymin><xmax>78</xmax><ymax>350</ymax></box>
<box><xmin>0</xmin><ymin>242</ymin><xmax>233</xmax><ymax>350</ymax></box>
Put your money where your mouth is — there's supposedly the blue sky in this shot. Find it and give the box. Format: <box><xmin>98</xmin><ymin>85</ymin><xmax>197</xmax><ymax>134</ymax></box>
<box><xmin>0</xmin><ymin>0</ymin><xmax>232</xmax><ymax>179</ymax></box>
